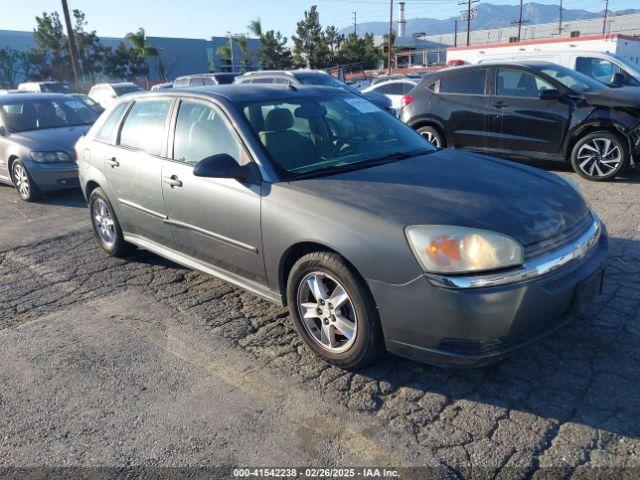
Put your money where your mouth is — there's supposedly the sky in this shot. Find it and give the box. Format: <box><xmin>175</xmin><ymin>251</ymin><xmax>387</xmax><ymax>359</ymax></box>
<box><xmin>0</xmin><ymin>0</ymin><xmax>638</xmax><ymax>40</ymax></box>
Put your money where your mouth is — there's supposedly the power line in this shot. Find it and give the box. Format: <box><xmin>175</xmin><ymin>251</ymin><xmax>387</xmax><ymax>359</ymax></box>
<box><xmin>511</xmin><ymin>0</ymin><xmax>530</xmax><ymax>41</ymax></box>
<box><xmin>459</xmin><ymin>0</ymin><xmax>479</xmax><ymax>46</ymax></box>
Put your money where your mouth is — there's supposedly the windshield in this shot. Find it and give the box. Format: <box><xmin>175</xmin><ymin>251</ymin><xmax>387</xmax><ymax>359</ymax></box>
<box><xmin>114</xmin><ymin>84</ymin><xmax>143</xmax><ymax>95</ymax></box>
<box><xmin>239</xmin><ymin>94</ymin><xmax>434</xmax><ymax>178</ymax></box>
<box><xmin>42</xmin><ymin>83</ymin><xmax>72</xmax><ymax>93</ymax></box>
<box><xmin>0</xmin><ymin>98</ymin><xmax>99</xmax><ymax>132</ymax></box>
<box><xmin>537</xmin><ymin>64</ymin><xmax>606</xmax><ymax>93</ymax></box>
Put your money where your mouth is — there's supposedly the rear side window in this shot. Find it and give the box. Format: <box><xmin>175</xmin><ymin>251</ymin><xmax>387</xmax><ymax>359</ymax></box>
<box><xmin>378</xmin><ymin>83</ymin><xmax>403</xmax><ymax>95</ymax></box>
<box><xmin>252</xmin><ymin>77</ymin><xmax>274</xmax><ymax>84</ymax></box>
<box><xmin>118</xmin><ymin>99</ymin><xmax>172</xmax><ymax>156</ymax></box>
<box><xmin>440</xmin><ymin>69</ymin><xmax>487</xmax><ymax>95</ymax></box>
<box><xmin>95</xmin><ymin>102</ymin><xmax>128</xmax><ymax>143</ymax></box>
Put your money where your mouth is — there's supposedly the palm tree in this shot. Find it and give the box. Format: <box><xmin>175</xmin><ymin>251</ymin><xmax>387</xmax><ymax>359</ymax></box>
<box><xmin>248</xmin><ymin>19</ymin><xmax>263</xmax><ymax>39</ymax></box>
<box><xmin>125</xmin><ymin>28</ymin><xmax>159</xmax><ymax>87</ymax></box>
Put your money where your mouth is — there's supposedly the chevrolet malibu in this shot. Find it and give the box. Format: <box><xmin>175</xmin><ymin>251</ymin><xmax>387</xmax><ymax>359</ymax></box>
<box><xmin>0</xmin><ymin>93</ymin><xmax>100</xmax><ymax>201</ymax></box>
<box><xmin>76</xmin><ymin>85</ymin><xmax>608</xmax><ymax>368</ymax></box>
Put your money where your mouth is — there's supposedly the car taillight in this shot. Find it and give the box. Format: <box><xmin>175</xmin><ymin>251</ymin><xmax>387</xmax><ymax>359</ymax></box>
<box><xmin>401</xmin><ymin>95</ymin><xmax>414</xmax><ymax>107</ymax></box>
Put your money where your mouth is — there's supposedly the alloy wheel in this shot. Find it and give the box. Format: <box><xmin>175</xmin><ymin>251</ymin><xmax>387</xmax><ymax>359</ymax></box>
<box><xmin>576</xmin><ymin>138</ymin><xmax>622</xmax><ymax>179</ymax></box>
<box><xmin>296</xmin><ymin>271</ymin><xmax>358</xmax><ymax>353</ymax></box>
<box><xmin>92</xmin><ymin>198</ymin><xmax>116</xmax><ymax>249</ymax></box>
<box><xmin>13</xmin><ymin>163</ymin><xmax>30</xmax><ymax>199</ymax></box>
<box><xmin>420</xmin><ymin>130</ymin><xmax>441</xmax><ymax>148</ymax></box>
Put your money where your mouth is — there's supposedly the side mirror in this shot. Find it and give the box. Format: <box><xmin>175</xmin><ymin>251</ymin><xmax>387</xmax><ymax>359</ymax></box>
<box><xmin>193</xmin><ymin>153</ymin><xmax>246</xmax><ymax>180</ymax></box>
<box><xmin>539</xmin><ymin>89</ymin><xmax>562</xmax><ymax>101</ymax></box>
<box><xmin>611</xmin><ymin>72</ymin><xmax>625</xmax><ymax>86</ymax></box>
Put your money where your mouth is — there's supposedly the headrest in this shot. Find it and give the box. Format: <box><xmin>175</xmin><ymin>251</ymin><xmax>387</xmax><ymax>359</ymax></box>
<box><xmin>265</xmin><ymin>108</ymin><xmax>293</xmax><ymax>131</ymax></box>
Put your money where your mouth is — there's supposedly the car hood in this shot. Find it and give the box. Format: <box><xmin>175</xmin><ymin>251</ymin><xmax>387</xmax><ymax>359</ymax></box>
<box><xmin>286</xmin><ymin>150</ymin><xmax>591</xmax><ymax>249</ymax></box>
<box><xmin>9</xmin><ymin>125</ymin><xmax>91</xmax><ymax>154</ymax></box>
<box><xmin>582</xmin><ymin>87</ymin><xmax>640</xmax><ymax>109</ymax></box>
<box><xmin>361</xmin><ymin>90</ymin><xmax>392</xmax><ymax>109</ymax></box>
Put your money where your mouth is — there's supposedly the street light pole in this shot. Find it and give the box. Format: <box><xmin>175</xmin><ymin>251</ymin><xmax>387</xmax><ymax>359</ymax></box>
<box><xmin>387</xmin><ymin>0</ymin><xmax>393</xmax><ymax>75</ymax></box>
<box><xmin>227</xmin><ymin>31</ymin><xmax>235</xmax><ymax>73</ymax></box>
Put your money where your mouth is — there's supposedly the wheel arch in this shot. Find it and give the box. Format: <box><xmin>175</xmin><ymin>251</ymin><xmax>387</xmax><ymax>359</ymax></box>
<box><xmin>278</xmin><ymin>241</ymin><xmax>368</xmax><ymax>307</ymax></box>
<box><xmin>567</xmin><ymin>122</ymin><xmax>631</xmax><ymax>162</ymax></box>
<box><xmin>409</xmin><ymin>116</ymin><xmax>448</xmax><ymax>145</ymax></box>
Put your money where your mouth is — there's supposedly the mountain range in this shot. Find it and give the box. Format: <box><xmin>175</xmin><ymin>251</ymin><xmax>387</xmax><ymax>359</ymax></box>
<box><xmin>339</xmin><ymin>2</ymin><xmax>640</xmax><ymax>37</ymax></box>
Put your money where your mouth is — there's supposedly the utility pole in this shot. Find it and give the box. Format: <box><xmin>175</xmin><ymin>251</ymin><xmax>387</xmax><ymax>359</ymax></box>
<box><xmin>511</xmin><ymin>0</ymin><xmax>530</xmax><ymax>42</ymax></box>
<box><xmin>558</xmin><ymin>0</ymin><xmax>563</xmax><ymax>35</ymax></box>
<box><xmin>602</xmin><ymin>0</ymin><xmax>609</xmax><ymax>35</ymax></box>
<box><xmin>353</xmin><ymin>11</ymin><xmax>357</xmax><ymax>35</ymax></box>
<box><xmin>387</xmin><ymin>0</ymin><xmax>393</xmax><ymax>74</ymax></box>
<box><xmin>454</xmin><ymin>20</ymin><xmax>458</xmax><ymax>47</ymax></box>
<box><xmin>459</xmin><ymin>0</ymin><xmax>478</xmax><ymax>46</ymax></box>
<box><xmin>61</xmin><ymin>0</ymin><xmax>81</xmax><ymax>89</ymax></box>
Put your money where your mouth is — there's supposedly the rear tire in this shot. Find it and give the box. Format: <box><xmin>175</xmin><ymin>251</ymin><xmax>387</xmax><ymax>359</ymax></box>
<box><xmin>12</xmin><ymin>160</ymin><xmax>42</xmax><ymax>202</ymax></box>
<box><xmin>570</xmin><ymin>131</ymin><xmax>629</xmax><ymax>181</ymax></box>
<box><xmin>286</xmin><ymin>252</ymin><xmax>384</xmax><ymax>369</ymax></box>
<box><xmin>89</xmin><ymin>187</ymin><xmax>132</xmax><ymax>257</ymax></box>
<box><xmin>417</xmin><ymin>126</ymin><xmax>446</xmax><ymax>149</ymax></box>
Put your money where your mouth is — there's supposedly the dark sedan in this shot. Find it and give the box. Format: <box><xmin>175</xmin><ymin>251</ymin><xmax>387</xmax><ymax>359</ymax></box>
<box><xmin>77</xmin><ymin>85</ymin><xmax>607</xmax><ymax>368</ymax></box>
<box><xmin>0</xmin><ymin>93</ymin><xmax>99</xmax><ymax>201</ymax></box>
<box><xmin>401</xmin><ymin>61</ymin><xmax>640</xmax><ymax>181</ymax></box>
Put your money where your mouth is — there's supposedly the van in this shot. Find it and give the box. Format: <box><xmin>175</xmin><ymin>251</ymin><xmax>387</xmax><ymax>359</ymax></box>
<box><xmin>475</xmin><ymin>50</ymin><xmax>640</xmax><ymax>87</ymax></box>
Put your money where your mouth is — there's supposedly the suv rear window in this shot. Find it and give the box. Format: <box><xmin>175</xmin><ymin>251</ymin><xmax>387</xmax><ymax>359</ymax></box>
<box><xmin>439</xmin><ymin>69</ymin><xmax>487</xmax><ymax>95</ymax></box>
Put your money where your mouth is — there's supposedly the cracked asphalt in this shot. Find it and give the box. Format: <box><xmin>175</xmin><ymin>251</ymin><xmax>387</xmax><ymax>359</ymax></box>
<box><xmin>0</xmin><ymin>166</ymin><xmax>639</xmax><ymax>478</ymax></box>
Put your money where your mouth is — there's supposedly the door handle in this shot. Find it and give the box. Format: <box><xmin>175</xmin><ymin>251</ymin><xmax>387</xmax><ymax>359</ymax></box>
<box><xmin>493</xmin><ymin>101</ymin><xmax>507</xmax><ymax>108</ymax></box>
<box><xmin>106</xmin><ymin>157</ymin><xmax>119</xmax><ymax>168</ymax></box>
<box><xmin>163</xmin><ymin>175</ymin><xmax>183</xmax><ymax>188</ymax></box>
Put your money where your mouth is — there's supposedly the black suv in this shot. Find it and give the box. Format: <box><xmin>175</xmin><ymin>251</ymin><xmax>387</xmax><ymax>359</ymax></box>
<box><xmin>235</xmin><ymin>70</ymin><xmax>394</xmax><ymax>114</ymax></box>
<box><xmin>401</xmin><ymin>62</ymin><xmax>640</xmax><ymax>181</ymax></box>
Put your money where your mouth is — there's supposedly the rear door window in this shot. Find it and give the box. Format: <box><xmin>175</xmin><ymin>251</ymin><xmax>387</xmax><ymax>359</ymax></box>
<box><xmin>439</xmin><ymin>69</ymin><xmax>487</xmax><ymax>95</ymax></box>
<box><xmin>118</xmin><ymin>99</ymin><xmax>172</xmax><ymax>156</ymax></box>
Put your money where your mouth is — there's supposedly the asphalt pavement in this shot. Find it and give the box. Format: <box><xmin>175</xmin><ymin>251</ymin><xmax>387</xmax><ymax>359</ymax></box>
<box><xmin>0</xmin><ymin>166</ymin><xmax>639</xmax><ymax>478</ymax></box>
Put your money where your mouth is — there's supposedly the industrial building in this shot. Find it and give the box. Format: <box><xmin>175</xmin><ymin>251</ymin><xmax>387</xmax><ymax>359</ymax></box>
<box><xmin>0</xmin><ymin>29</ymin><xmax>261</xmax><ymax>83</ymax></box>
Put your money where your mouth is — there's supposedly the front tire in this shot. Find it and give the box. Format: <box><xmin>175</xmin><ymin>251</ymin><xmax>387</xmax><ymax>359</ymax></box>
<box><xmin>417</xmin><ymin>126</ymin><xmax>446</xmax><ymax>149</ymax></box>
<box><xmin>89</xmin><ymin>187</ymin><xmax>132</xmax><ymax>257</ymax></box>
<box><xmin>286</xmin><ymin>252</ymin><xmax>383</xmax><ymax>368</ymax></box>
<box><xmin>571</xmin><ymin>131</ymin><xmax>629</xmax><ymax>181</ymax></box>
<box><xmin>12</xmin><ymin>160</ymin><xmax>42</xmax><ymax>202</ymax></box>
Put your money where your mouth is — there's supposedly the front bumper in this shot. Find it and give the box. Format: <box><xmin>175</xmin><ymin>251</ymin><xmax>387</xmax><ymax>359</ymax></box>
<box><xmin>368</xmin><ymin>221</ymin><xmax>608</xmax><ymax>367</ymax></box>
<box><xmin>24</xmin><ymin>159</ymin><xmax>79</xmax><ymax>192</ymax></box>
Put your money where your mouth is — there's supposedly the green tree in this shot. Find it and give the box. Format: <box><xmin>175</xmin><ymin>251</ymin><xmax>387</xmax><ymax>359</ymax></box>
<box><xmin>0</xmin><ymin>48</ymin><xmax>22</xmax><ymax>87</ymax></box>
<box><xmin>291</xmin><ymin>5</ymin><xmax>330</xmax><ymax>68</ymax></box>
<box><xmin>324</xmin><ymin>25</ymin><xmax>344</xmax><ymax>67</ymax></box>
<box><xmin>104</xmin><ymin>42</ymin><xmax>134</xmax><ymax>81</ymax></box>
<box><xmin>72</xmin><ymin>9</ymin><xmax>106</xmax><ymax>84</ymax></box>
<box><xmin>248</xmin><ymin>18</ymin><xmax>292</xmax><ymax>70</ymax></box>
<box><xmin>125</xmin><ymin>28</ymin><xmax>158</xmax><ymax>86</ymax></box>
<box><xmin>32</xmin><ymin>11</ymin><xmax>71</xmax><ymax>81</ymax></box>
<box><xmin>339</xmin><ymin>33</ymin><xmax>382</xmax><ymax>70</ymax></box>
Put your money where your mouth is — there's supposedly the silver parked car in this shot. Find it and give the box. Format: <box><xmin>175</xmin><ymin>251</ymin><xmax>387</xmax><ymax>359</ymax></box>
<box><xmin>77</xmin><ymin>85</ymin><xmax>607</xmax><ymax>368</ymax></box>
<box><xmin>88</xmin><ymin>82</ymin><xmax>144</xmax><ymax>109</ymax></box>
<box><xmin>0</xmin><ymin>93</ymin><xmax>99</xmax><ymax>201</ymax></box>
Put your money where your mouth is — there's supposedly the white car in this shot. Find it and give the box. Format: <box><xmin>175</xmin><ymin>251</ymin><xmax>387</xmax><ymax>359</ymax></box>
<box><xmin>362</xmin><ymin>79</ymin><xmax>418</xmax><ymax>112</ymax></box>
<box><xmin>88</xmin><ymin>82</ymin><xmax>144</xmax><ymax>109</ymax></box>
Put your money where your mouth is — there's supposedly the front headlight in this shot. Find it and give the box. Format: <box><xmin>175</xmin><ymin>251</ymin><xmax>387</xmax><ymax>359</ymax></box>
<box><xmin>30</xmin><ymin>151</ymin><xmax>71</xmax><ymax>163</ymax></box>
<box><xmin>405</xmin><ymin>226</ymin><xmax>524</xmax><ymax>274</ymax></box>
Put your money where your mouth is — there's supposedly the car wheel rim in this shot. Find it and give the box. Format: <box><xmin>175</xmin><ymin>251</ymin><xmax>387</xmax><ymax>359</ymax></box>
<box><xmin>92</xmin><ymin>198</ymin><xmax>116</xmax><ymax>249</ymax></box>
<box><xmin>13</xmin><ymin>164</ymin><xmax>30</xmax><ymax>198</ymax></box>
<box><xmin>296</xmin><ymin>271</ymin><xmax>358</xmax><ymax>354</ymax></box>
<box><xmin>420</xmin><ymin>131</ymin><xmax>440</xmax><ymax>148</ymax></box>
<box><xmin>577</xmin><ymin>138</ymin><xmax>622</xmax><ymax>178</ymax></box>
